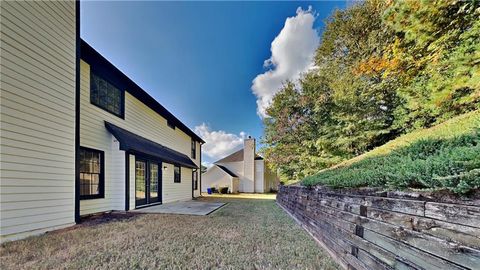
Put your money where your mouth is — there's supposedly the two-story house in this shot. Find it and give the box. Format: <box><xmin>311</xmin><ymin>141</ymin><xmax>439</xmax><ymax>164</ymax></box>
<box><xmin>79</xmin><ymin>40</ymin><xmax>204</xmax><ymax>215</ymax></box>
<box><xmin>0</xmin><ymin>1</ymin><xmax>203</xmax><ymax>242</ymax></box>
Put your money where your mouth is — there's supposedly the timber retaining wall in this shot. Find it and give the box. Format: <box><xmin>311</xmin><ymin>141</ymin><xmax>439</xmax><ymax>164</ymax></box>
<box><xmin>277</xmin><ymin>185</ymin><xmax>480</xmax><ymax>270</ymax></box>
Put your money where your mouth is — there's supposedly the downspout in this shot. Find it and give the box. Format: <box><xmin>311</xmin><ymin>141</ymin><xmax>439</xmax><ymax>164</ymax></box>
<box><xmin>200</xmin><ymin>142</ymin><xmax>203</xmax><ymax>197</ymax></box>
<box><xmin>74</xmin><ymin>0</ymin><xmax>81</xmax><ymax>223</ymax></box>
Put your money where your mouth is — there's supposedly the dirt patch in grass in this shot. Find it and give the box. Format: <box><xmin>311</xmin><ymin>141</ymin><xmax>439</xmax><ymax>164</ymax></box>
<box><xmin>78</xmin><ymin>211</ymin><xmax>141</xmax><ymax>226</ymax></box>
<box><xmin>0</xmin><ymin>197</ymin><xmax>337</xmax><ymax>269</ymax></box>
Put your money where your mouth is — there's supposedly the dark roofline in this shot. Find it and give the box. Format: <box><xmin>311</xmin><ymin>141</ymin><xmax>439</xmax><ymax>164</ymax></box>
<box><xmin>80</xmin><ymin>39</ymin><xmax>205</xmax><ymax>143</ymax></box>
<box><xmin>214</xmin><ymin>148</ymin><xmax>243</xmax><ymax>164</ymax></box>
<box><xmin>216</xmin><ymin>164</ymin><xmax>238</xmax><ymax>177</ymax></box>
<box><xmin>214</xmin><ymin>148</ymin><xmax>264</xmax><ymax>163</ymax></box>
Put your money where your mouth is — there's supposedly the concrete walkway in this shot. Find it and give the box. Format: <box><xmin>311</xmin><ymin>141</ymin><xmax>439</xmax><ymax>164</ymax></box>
<box><xmin>132</xmin><ymin>201</ymin><xmax>225</xmax><ymax>216</ymax></box>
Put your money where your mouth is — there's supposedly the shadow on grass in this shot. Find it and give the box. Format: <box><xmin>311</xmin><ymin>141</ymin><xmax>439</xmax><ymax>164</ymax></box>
<box><xmin>199</xmin><ymin>193</ymin><xmax>277</xmax><ymax>201</ymax></box>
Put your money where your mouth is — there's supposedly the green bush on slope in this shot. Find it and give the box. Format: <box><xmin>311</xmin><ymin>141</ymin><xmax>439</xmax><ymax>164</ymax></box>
<box><xmin>302</xmin><ymin>111</ymin><xmax>480</xmax><ymax>194</ymax></box>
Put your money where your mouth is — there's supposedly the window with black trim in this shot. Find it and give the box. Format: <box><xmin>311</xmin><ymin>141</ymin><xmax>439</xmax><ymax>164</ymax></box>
<box><xmin>79</xmin><ymin>147</ymin><xmax>104</xmax><ymax>199</ymax></box>
<box><xmin>193</xmin><ymin>171</ymin><xmax>198</xmax><ymax>190</ymax></box>
<box><xmin>90</xmin><ymin>72</ymin><xmax>124</xmax><ymax>117</ymax></box>
<box><xmin>191</xmin><ymin>140</ymin><xmax>196</xmax><ymax>159</ymax></box>
<box><xmin>167</xmin><ymin>119</ymin><xmax>175</xmax><ymax>129</ymax></box>
<box><xmin>174</xmin><ymin>165</ymin><xmax>181</xmax><ymax>183</ymax></box>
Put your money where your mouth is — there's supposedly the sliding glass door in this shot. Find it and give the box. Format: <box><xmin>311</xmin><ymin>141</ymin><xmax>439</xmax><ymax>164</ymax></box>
<box><xmin>149</xmin><ymin>163</ymin><xmax>160</xmax><ymax>203</ymax></box>
<box><xmin>135</xmin><ymin>160</ymin><xmax>147</xmax><ymax>206</ymax></box>
<box><xmin>135</xmin><ymin>159</ymin><xmax>161</xmax><ymax>207</ymax></box>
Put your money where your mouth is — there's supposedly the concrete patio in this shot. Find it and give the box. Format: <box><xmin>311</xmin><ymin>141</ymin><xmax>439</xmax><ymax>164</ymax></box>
<box><xmin>132</xmin><ymin>200</ymin><xmax>225</xmax><ymax>215</ymax></box>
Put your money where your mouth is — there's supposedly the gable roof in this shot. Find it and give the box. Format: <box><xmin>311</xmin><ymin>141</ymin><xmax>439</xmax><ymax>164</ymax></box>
<box><xmin>216</xmin><ymin>164</ymin><xmax>238</xmax><ymax>177</ymax></box>
<box><xmin>215</xmin><ymin>149</ymin><xmax>244</xmax><ymax>163</ymax></box>
<box><xmin>214</xmin><ymin>148</ymin><xmax>263</xmax><ymax>164</ymax></box>
<box><xmin>81</xmin><ymin>39</ymin><xmax>204</xmax><ymax>143</ymax></box>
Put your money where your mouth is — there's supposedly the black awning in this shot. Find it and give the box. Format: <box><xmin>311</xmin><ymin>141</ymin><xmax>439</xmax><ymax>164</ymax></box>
<box><xmin>105</xmin><ymin>121</ymin><xmax>198</xmax><ymax>169</ymax></box>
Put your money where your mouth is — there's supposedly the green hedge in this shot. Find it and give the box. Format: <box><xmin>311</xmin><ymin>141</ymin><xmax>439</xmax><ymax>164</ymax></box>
<box><xmin>302</xmin><ymin>111</ymin><xmax>480</xmax><ymax>194</ymax></box>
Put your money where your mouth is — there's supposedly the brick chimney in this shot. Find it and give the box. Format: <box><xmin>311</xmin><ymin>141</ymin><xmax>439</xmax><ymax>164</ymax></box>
<box><xmin>243</xmin><ymin>136</ymin><xmax>255</xmax><ymax>192</ymax></box>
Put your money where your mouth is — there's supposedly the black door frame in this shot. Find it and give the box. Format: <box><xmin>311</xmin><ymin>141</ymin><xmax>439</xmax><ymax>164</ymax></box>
<box><xmin>135</xmin><ymin>158</ymin><xmax>148</xmax><ymax>207</ymax></box>
<box><xmin>148</xmin><ymin>162</ymin><xmax>161</xmax><ymax>204</ymax></box>
<box><xmin>134</xmin><ymin>156</ymin><xmax>162</xmax><ymax>208</ymax></box>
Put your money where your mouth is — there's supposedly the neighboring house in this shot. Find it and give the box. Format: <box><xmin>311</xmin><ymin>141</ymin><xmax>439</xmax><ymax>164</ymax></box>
<box><xmin>202</xmin><ymin>137</ymin><xmax>279</xmax><ymax>193</ymax></box>
<box><xmin>0</xmin><ymin>2</ymin><xmax>203</xmax><ymax>242</ymax></box>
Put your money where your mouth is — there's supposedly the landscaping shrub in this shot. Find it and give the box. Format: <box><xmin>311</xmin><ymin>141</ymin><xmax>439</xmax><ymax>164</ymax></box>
<box><xmin>301</xmin><ymin>111</ymin><xmax>480</xmax><ymax>195</ymax></box>
<box><xmin>302</xmin><ymin>132</ymin><xmax>480</xmax><ymax>194</ymax></box>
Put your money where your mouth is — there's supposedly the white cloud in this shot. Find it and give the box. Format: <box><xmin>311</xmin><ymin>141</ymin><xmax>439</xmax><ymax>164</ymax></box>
<box><xmin>252</xmin><ymin>6</ymin><xmax>320</xmax><ymax>118</ymax></box>
<box><xmin>194</xmin><ymin>123</ymin><xmax>247</xmax><ymax>161</ymax></box>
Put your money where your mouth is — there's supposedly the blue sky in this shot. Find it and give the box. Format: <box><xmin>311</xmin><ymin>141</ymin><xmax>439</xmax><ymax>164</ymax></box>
<box><xmin>81</xmin><ymin>1</ymin><xmax>347</xmax><ymax>165</ymax></box>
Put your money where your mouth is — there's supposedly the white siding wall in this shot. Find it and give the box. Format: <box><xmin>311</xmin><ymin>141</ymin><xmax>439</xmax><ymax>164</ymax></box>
<box><xmin>255</xmin><ymin>160</ymin><xmax>265</xmax><ymax>193</ymax></box>
<box><xmin>80</xmin><ymin>60</ymin><xmax>199</xmax><ymax>213</ymax></box>
<box><xmin>217</xmin><ymin>161</ymin><xmax>253</xmax><ymax>192</ymax></box>
<box><xmin>243</xmin><ymin>139</ymin><xmax>255</xmax><ymax>192</ymax></box>
<box><xmin>0</xmin><ymin>1</ymin><xmax>76</xmax><ymax>240</ymax></box>
<box><xmin>201</xmin><ymin>166</ymin><xmax>232</xmax><ymax>192</ymax></box>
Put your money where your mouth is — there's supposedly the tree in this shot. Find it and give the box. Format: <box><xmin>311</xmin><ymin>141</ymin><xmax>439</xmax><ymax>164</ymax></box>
<box><xmin>384</xmin><ymin>0</ymin><xmax>480</xmax><ymax>130</ymax></box>
<box><xmin>262</xmin><ymin>0</ymin><xmax>479</xmax><ymax>181</ymax></box>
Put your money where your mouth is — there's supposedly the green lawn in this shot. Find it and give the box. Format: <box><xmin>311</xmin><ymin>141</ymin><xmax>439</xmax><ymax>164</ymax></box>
<box><xmin>0</xmin><ymin>196</ymin><xmax>337</xmax><ymax>269</ymax></box>
<box><xmin>303</xmin><ymin>110</ymin><xmax>480</xmax><ymax>194</ymax></box>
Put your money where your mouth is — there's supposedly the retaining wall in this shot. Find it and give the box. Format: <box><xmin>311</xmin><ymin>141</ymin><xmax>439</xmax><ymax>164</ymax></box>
<box><xmin>277</xmin><ymin>185</ymin><xmax>480</xmax><ymax>270</ymax></box>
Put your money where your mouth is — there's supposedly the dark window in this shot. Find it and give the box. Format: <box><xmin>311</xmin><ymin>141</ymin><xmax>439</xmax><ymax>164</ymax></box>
<box><xmin>79</xmin><ymin>147</ymin><xmax>104</xmax><ymax>199</ymax></box>
<box><xmin>191</xmin><ymin>140</ymin><xmax>196</xmax><ymax>159</ymax></box>
<box><xmin>90</xmin><ymin>72</ymin><xmax>124</xmax><ymax>117</ymax></box>
<box><xmin>193</xmin><ymin>171</ymin><xmax>198</xmax><ymax>190</ymax></box>
<box><xmin>174</xmin><ymin>165</ymin><xmax>181</xmax><ymax>183</ymax></box>
<box><xmin>167</xmin><ymin>120</ymin><xmax>175</xmax><ymax>129</ymax></box>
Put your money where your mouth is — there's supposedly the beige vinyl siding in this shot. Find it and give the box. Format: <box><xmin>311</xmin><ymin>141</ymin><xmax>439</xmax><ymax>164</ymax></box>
<box><xmin>79</xmin><ymin>139</ymin><xmax>125</xmax><ymax>216</ymax></box>
<box><xmin>162</xmin><ymin>163</ymin><xmax>192</xmax><ymax>203</ymax></box>
<box><xmin>0</xmin><ymin>1</ymin><xmax>76</xmax><ymax>241</ymax></box>
<box><xmin>80</xmin><ymin>60</ymin><xmax>198</xmax><ymax>213</ymax></box>
<box><xmin>129</xmin><ymin>154</ymin><xmax>135</xmax><ymax>210</ymax></box>
<box><xmin>81</xmin><ymin>60</ymin><xmax>197</xmax><ymax>160</ymax></box>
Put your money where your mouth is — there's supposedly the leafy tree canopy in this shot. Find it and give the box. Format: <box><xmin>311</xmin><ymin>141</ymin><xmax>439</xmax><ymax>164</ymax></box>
<box><xmin>263</xmin><ymin>0</ymin><xmax>480</xmax><ymax>182</ymax></box>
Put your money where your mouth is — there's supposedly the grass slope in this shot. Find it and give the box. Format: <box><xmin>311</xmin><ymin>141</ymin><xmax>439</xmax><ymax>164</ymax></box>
<box><xmin>302</xmin><ymin>110</ymin><xmax>480</xmax><ymax>194</ymax></box>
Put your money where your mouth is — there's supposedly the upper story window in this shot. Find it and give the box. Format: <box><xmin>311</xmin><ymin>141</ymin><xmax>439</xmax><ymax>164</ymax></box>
<box><xmin>167</xmin><ymin>119</ymin><xmax>175</xmax><ymax>129</ymax></box>
<box><xmin>191</xmin><ymin>140</ymin><xmax>196</xmax><ymax>159</ymax></box>
<box><xmin>193</xmin><ymin>171</ymin><xmax>198</xmax><ymax>190</ymax></box>
<box><xmin>79</xmin><ymin>147</ymin><xmax>105</xmax><ymax>200</ymax></box>
<box><xmin>90</xmin><ymin>72</ymin><xmax>124</xmax><ymax>118</ymax></box>
<box><xmin>174</xmin><ymin>165</ymin><xmax>181</xmax><ymax>183</ymax></box>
